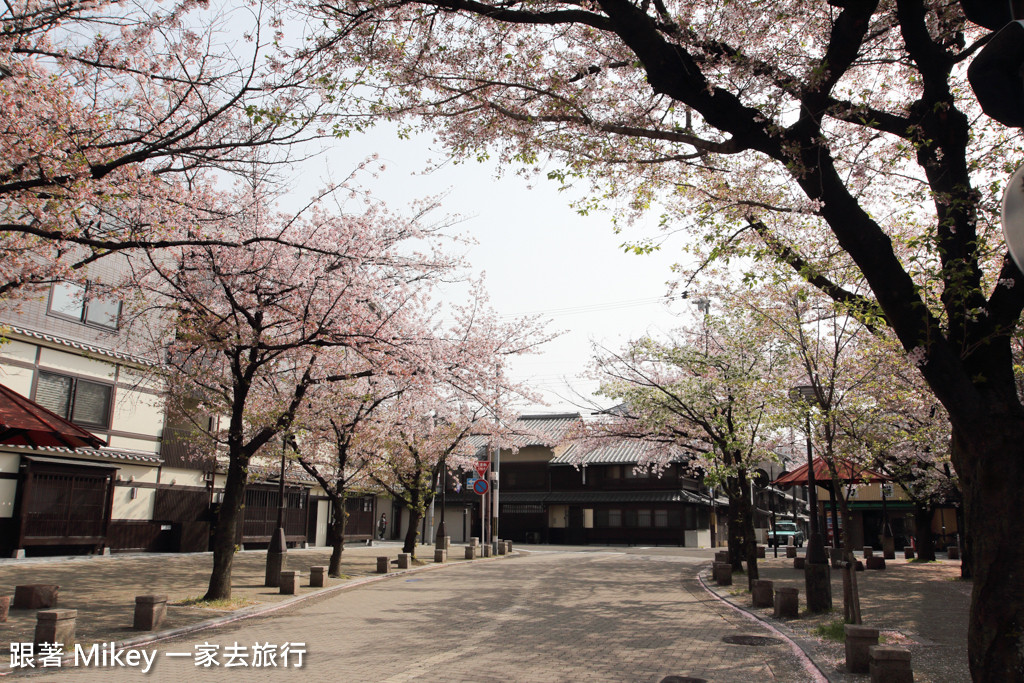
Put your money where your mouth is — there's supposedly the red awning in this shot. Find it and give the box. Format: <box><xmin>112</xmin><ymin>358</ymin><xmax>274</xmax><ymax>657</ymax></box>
<box><xmin>772</xmin><ymin>456</ymin><xmax>889</xmax><ymax>487</ymax></box>
<box><xmin>0</xmin><ymin>383</ymin><xmax>104</xmax><ymax>449</ymax></box>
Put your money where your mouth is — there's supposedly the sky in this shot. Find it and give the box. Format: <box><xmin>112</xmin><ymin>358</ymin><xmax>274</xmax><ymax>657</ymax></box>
<box><xmin>300</xmin><ymin>125</ymin><xmax>697</xmax><ymax>414</ymax></box>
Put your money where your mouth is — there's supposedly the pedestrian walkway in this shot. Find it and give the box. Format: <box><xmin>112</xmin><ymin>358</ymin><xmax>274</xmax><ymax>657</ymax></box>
<box><xmin>0</xmin><ymin>541</ymin><xmax>448</xmax><ymax>662</ymax></box>
<box><xmin>701</xmin><ymin>553</ymin><xmax>970</xmax><ymax>683</ymax></box>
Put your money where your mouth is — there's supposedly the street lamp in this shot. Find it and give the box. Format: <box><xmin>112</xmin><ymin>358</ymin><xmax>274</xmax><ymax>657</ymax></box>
<box><xmin>790</xmin><ymin>385</ymin><xmax>833</xmax><ymax>613</ymax></box>
<box><xmin>265</xmin><ymin>433</ymin><xmax>292</xmax><ymax>587</ymax></box>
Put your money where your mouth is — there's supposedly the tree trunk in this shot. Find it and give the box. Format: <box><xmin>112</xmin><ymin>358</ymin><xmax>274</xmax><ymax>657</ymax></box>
<box><xmin>735</xmin><ymin>469</ymin><xmax>758</xmax><ymax>587</ymax></box>
<box><xmin>724</xmin><ymin>475</ymin><xmax>744</xmax><ymax>571</ymax></box>
<box><xmin>914</xmin><ymin>504</ymin><xmax>936</xmax><ymax>562</ymax></box>
<box><xmin>953</xmin><ymin>410</ymin><xmax>1024</xmax><ymax>682</ymax></box>
<box><xmin>403</xmin><ymin>508</ymin><xmax>422</xmax><ymax>558</ymax></box>
<box><xmin>204</xmin><ymin>456</ymin><xmax>249</xmax><ymax>601</ymax></box>
<box><xmin>327</xmin><ymin>496</ymin><xmax>347</xmax><ymax>577</ymax></box>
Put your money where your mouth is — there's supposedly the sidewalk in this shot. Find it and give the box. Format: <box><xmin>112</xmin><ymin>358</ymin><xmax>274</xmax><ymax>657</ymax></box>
<box><xmin>0</xmin><ymin>541</ymin><xmax>475</xmax><ymax>665</ymax></box>
<box><xmin>701</xmin><ymin>553</ymin><xmax>970</xmax><ymax>683</ymax></box>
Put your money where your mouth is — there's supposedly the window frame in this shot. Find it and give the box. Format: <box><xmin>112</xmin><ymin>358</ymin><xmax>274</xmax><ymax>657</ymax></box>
<box><xmin>34</xmin><ymin>370</ymin><xmax>114</xmax><ymax>430</ymax></box>
<box><xmin>46</xmin><ymin>281</ymin><xmax>122</xmax><ymax>330</ymax></box>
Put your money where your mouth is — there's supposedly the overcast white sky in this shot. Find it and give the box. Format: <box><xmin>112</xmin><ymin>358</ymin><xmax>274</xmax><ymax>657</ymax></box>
<box><xmin>296</xmin><ymin>125</ymin><xmax>695</xmax><ymax>413</ymax></box>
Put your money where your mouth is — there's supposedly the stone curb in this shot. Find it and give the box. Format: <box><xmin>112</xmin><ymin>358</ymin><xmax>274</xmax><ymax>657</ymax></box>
<box><xmin>0</xmin><ymin>550</ymin><xmax>520</xmax><ymax>676</ymax></box>
<box><xmin>696</xmin><ymin>565</ymin><xmax>831</xmax><ymax>683</ymax></box>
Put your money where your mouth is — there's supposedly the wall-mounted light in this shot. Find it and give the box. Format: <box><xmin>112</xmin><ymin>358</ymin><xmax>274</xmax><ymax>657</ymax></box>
<box><xmin>130</xmin><ymin>487</ymin><xmax>138</xmax><ymax>500</ymax></box>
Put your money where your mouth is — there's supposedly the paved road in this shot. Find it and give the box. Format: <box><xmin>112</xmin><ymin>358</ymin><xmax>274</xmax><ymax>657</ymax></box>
<box><xmin>40</xmin><ymin>548</ymin><xmax>812</xmax><ymax>682</ymax></box>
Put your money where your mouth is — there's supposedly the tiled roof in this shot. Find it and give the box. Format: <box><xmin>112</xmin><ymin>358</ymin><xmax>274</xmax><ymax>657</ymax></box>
<box><xmin>5</xmin><ymin>324</ymin><xmax>158</xmax><ymax>366</ymax></box>
<box><xmin>472</xmin><ymin>489</ymin><xmax>712</xmax><ymax>505</ymax></box>
<box><xmin>1</xmin><ymin>444</ymin><xmax>162</xmax><ymax>464</ymax></box>
<box><xmin>467</xmin><ymin>413</ymin><xmax>582</xmax><ymax>452</ymax></box>
<box><xmin>551</xmin><ymin>440</ymin><xmax>692</xmax><ymax>466</ymax></box>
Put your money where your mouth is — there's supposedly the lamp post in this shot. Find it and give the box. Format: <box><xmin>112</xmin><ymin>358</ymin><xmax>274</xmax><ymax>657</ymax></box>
<box><xmin>265</xmin><ymin>433</ymin><xmax>291</xmax><ymax>587</ymax></box>
<box><xmin>790</xmin><ymin>385</ymin><xmax>832</xmax><ymax>613</ymax></box>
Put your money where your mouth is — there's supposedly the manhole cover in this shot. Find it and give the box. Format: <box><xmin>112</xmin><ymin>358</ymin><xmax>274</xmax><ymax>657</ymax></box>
<box><xmin>659</xmin><ymin>677</ymin><xmax>707</xmax><ymax>683</ymax></box>
<box><xmin>722</xmin><ymin>635</ymin><xmax>783</xmax><ymax>647</ymax></box>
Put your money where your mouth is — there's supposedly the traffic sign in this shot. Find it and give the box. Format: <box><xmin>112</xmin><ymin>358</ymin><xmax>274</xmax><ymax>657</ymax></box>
<box><xmin>472</xmin><ymin>478</ymin><xmax>489</xmax><ymax>495</ymax></box>
<box><xmin>474</xmin><ymin>461</ymin><xmax>490</xmax><ymax>478</ymax></box>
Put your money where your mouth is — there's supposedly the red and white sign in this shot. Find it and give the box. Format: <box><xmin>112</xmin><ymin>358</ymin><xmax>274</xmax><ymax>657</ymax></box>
<box><xmin>472</xmin><ymin>478</ymin><xmax>489</xmax><ymax>495</ymax></box>
<box><xmin>474</xmin><ymin>461</ymin><xmax>490</xmax><ymax>478</ymax></box>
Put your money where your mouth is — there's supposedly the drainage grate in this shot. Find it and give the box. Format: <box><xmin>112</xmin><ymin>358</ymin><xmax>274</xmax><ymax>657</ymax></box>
<box><xmin>722</xmin><ymin>635</ymin><xmax>783</xmax><ymax>647</ymax></box>
<box><xmin>659</xmin><ymin>677</ymin><xmax>708</xmax><ymax>683</ymax></box>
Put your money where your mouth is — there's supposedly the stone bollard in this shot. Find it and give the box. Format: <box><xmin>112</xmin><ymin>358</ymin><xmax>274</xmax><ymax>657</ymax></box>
<box><xmin>714</xmin><ymin>550</ymin><xmax>729</xmax><ymax>564</ymax></box>
<box><xmin>397</xmin><ymin>553</ymin><xmax>411</xmax><ymax>569</ymax></box>
<box><xmin>794</xmin><ymin>557</ymin><xmax>806</xmax><ymax>570</ymax></box>
<box><xmin>863</xmin><ymin>546</ymin><xmax>874</xmax><ymax>559</ymax></box>
<box><xmin>845</xmin><ymin>624</ymin><xmax>880</xmax><ymax>673</ymax></box>
<box><xmin>756</xmin><ymin>545</ymin><xmax>766</xmax><ymax>559</ymax></box>
<box><xmin>279</xmin><ymin>570</ymin><xmax>298</xmax><ymax>595</ymax></box>
<box><xmin>434</xmin><ymin>549</ymin><xmax>447</xmax><ymax>563</ymax></box>
<box><xmin>497</xmin><ymin>542</ymin><xmax>507</xmax><ymax>556</ymax></box>
<box><xmin>444</xmin><ymin>536</ymin><xmax>451</xmax><ymax>550</ymax></box>
<box><xmin>882</xmin><ymin>536</ymin><xmax>896</xmax><ymax>560</ymax></box>
<box><xmin>465</xmin><ymin>546</ymin><xmax>476</xmax><ymax>560</ymax></box>
<box><xmin>133</xmin><ymin>595</ymin><xmax>167</xmax><ymax>631</ymax></box>
<box><xmin>786</xmin><ymin>545</ymin><xmax>797</xmax><ymax>558</ymax></box>
<box><xmin>470</xmin><ymin>537</ymin><xmax>480</xmax><ymax>548</ymax></box>
<box><xmin>713</xmin><ymin>562</ymin><xmax>732</xmax><ymax>586</ymax></box>
<box><xmin>376</xmin><ymin>556</ymin><xmax>390</xmax><ymax>573</ymax></box>
<box><xmin>947</xmin><ymin>545</ymin><xmax>960</xmax><ymax>560</ymax></box>
<box><xmin>310</xmin><ymin>566</ymin><xmax>328</xmax><ymax>588</ymax></box>
<box><xmin>506</xmin><ymin>541</ymin><xmax>513</xmax><ymax>553</ymax></box>
<box><xmin>35</xmin><ymin>609</ymin><xmax>76</xmax><ymax>649</ymax></box>
<box><xmin>869</xmin><ymin>645</ymin><xmax>913</xmax><ymax>683</ymax></box>
<box><xmin>751</xmin><ymin>579</ymin><xmax>774</xmax><ymax>608</ymax></box>
<box><xmin>0</xmin><ymin>595</ymin><xmax>9</xmax><ymax>623</ymax></box>
<box><xmin>774</xmin><ymin>587</ymin><xmax>799</xmax><ymax>619</ymax></box>
<box><xmin>866</xmin><ymin>556</ymin><xmax>887</xmax><ymax>570</ymax></box>
<box><xmin>14</xmin><ymin>584</ymin><xmax>59</xmax><ymax>609</ymax></box>
<box><xmin>483</xmin><ymin>545</ymin><xmax>492</xmax><ymax>558</ymax></box>
<box><xmin>904</xmin><ymin>546</ymin><xmax>915</xmax><ymax>560</ymax></box>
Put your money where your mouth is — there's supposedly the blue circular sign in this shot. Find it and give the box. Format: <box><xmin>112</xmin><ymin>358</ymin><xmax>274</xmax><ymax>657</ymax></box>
<box><xmin>472</xmin><ymin>478</ymin><xmax>489</xmax><ymax>495</ymax></box>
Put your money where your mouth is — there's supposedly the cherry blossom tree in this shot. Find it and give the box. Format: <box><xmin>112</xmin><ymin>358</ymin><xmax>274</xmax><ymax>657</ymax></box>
<box><xmin>0</xmin><ymin>0</ymin><xmax>330</xmax><ymax>299</ymax></box>
<box><xmin>304</xmin><ymin>2</ymin><xmax>1024</xmax><ymax>675</ymax></box>
<box><xmin>587</xmin><ymin>302</ymin><xmax>789</xmax><ymax>586</ymax></box>
<box><xmin>129</xmin><ymin>180</ymin><xmax>459</xmax><ymax>600</ymax></box>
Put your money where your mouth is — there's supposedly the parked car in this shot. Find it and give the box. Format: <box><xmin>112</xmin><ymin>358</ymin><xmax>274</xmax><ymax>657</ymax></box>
<box><xmin>768</xmin><ymin>521</ymin><xmax>805</xmax><ymax>547</ymax></box>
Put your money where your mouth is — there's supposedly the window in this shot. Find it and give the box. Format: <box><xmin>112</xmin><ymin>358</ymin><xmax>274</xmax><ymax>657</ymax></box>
<box><xmin>47</xmin><ymin>282</ymin><xmax>121</xmax><ymax>329</ymax></box>
<box><xmin>35</xmin><ymin>371</ymin><xmax>113</xmax><ymax>429</ymax></box>
<box><xmin>607</xmin><ymin>509</ymin><xmax>622</xmax><ymax>527</ymax></box>
<box><xmin>637</xmin><ymin>509</ymin><xmax>652</xmax><ymax>527</ymax></box>
<box><xmin>654</xmin><ymin>509</ymin><xmax>669</xmax><ymax>527</ymax></box>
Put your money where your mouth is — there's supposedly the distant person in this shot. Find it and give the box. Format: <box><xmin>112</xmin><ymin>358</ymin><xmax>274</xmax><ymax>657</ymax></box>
<box><xmin>378</xmin><ymin>513</ymin><xmax>387</xmax><ymax>540</ymax></box>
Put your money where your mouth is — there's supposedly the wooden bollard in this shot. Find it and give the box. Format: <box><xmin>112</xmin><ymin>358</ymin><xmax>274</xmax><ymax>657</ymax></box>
<box><xmin>0</xmin><ymin>595</ymin><xmax>9</xmax><ymax>623</ymax></box>
<box><xmin>845</xmin><ymin>624</ymin><xmax>879</xmax><ymax>673</ymax></box>
<box><xmin>310</xmin><ymin>566</ymin><xmax>328</xmax><ymax>587</ymax></box>
<box><xmin>35</xmin><ymin>609</ymin><xmax>76</xmax><ymax>648</ymax></box>
<box><xmin>434</xmin><ymin>548</ymin><xmax>447</xmax><ymax>563</ymax></box>
<box><xmin>794</xmin><ymin>556</ymin><xmax>806</xmax><ymax>570</ymax></box>
<box><xmin>279</xmin><ymin>570</ymin><xmax>298</xmax><ymax>595</ymax></box>
<box><xmin>133</xmin><ymin>595</ymin><xmax>167</xmax><ymax>631</ymax></box>
<box><xmin>829</xmin><ymin>547</ymin><xmax>844</xmax><ymax>567</ymax></box>
<box><xmin>14</xmin><ymin>584</ymin><xmax>59</xmax><ymax>609</ymax></box>
<box><xmin>882</xmin><ymin>537</ymin><xmax>896</xmax><ymax>560</ymax></box>
<box><xmin>863</xmin><ymin>546</ymin><xmax>874</xmax><ymax>559</ymax></box>
<box><xmin>904</xmin><ymin>546</ymin><xmax>915</xmax><ymax>560</ymax></box>
<box><xmin>376</xmin><ymin>556</ymin><xmax>390</xmax><ymax>573</ymax></box>
<box><xmin>947</xmin><ymin>545</ymin><xmax>960</xmax><ymax>560</ymax></box>
<box><xmin>713</xmin><ymin>562</ymin><xmax>732</xmax><ymax>586</ymax></box>
<box><xmin>774</xmin><ymin>587</ymin><xmax>799</xmax><ymax>619</ymax></box>
<box><xmin>786</xmin><ymin>545</ymin><xmax>797</xmax><ymax>558</ymax></box>
<box><xmin>751</xmin><ymin>579</ymin><xmax>774</xmax><ymax>608</ymax></box>
<box><xmin>756</xmin><ymin>545</ymin><xmax>766</xmax><ymax>559</ymax></box>
<box><xmin>714</xmin><ymin>550</ymin><xmax>729</xmax><ymax>564</ymax></box>
<box><xmin>397</xmin><ymin>553</ymin><xmax>411</xmax><ymax>569</ymax></box>
<box><xmin>866</xmin><ymin>556</ymin><xmax>886</xmax><ymax>570</ymax></box>
<box><xmin>869</xmin><ymin>645</ymin><xmax>913</xmax><ymax>683</ymax></box>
